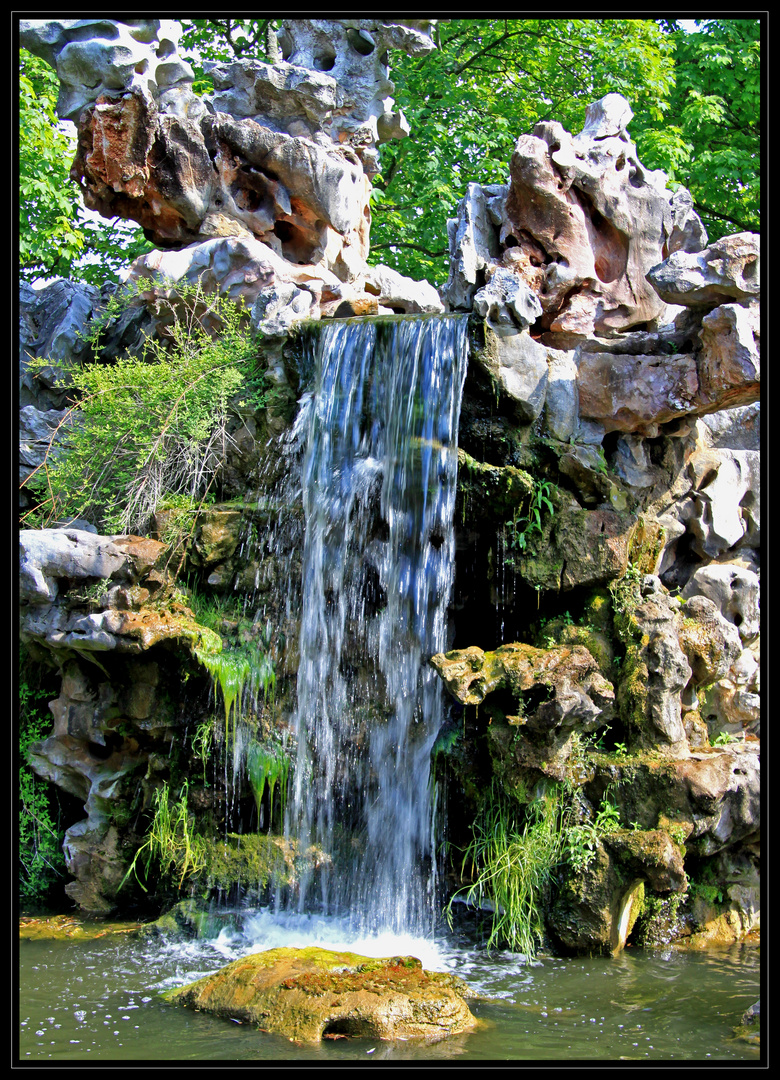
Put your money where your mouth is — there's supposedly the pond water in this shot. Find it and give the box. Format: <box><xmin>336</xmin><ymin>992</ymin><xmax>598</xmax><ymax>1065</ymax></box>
<box><xmin>18</xmin><ymin>908</ymin><xmax>760</xmax><ymax>1063</ymax></box>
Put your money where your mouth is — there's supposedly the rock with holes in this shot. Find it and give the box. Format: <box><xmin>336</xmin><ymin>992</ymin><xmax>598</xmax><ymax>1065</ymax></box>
<box><xmin>497</xmin><ymin>95</ymin><xmax>706</xmax><ymax>341</ymax></box>
<box><xmin>646</xmin><ymin>233</ymin><xmax>760</xmax><ymax>308</ymax></box>
<box><xmin>682</xmin><ymin>564</ymin><xmax>760</xmax><ymax>643</ymax></box>
<box><xmin>19</xmin><ymin>19</ymin><xmax>197</xmax><ymax>123</ymax></box>
<box><xmin>165</xmin><ymin>947</ymin><xmax>479</xmax><ymax>1042</ymax></box>
<box><xmin>431</xmin><ymin>641</ymin><xmax>614</xmax><ymax>773</ymax></box>
<box><xmin>20</xmin><ymin>18</ymin><xmax>435</xmax><ymax>288</ymax></box>
<box><xmin>685</xmin><ymin>448</ymin><xmax>760</xmax><ymax>558</ymax></box>
<box><xmin>208</xmin><ymin>20</ymin><xmax>436</xmax><ymax>175</ymax></box>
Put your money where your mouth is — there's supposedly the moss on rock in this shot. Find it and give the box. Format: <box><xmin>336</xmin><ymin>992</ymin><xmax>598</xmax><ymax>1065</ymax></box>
<box><xmin>165</xmin><ymin>946</ymin><xmax>480</xmax><ymax>1042</ymax></box>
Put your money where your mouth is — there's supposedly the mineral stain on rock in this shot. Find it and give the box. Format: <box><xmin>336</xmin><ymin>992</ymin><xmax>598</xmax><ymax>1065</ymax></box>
<box><xmin>165</xmin><ymin>946</ymin><xmax>480</xmax><ymax>1042</ymax></box>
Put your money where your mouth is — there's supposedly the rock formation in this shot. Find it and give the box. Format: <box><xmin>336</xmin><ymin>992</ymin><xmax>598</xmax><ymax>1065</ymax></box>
<box><xmin>19</xmin><ymin>18</ymin><xmax>758</xmax><ymax>960</ymax></box>
<box><xmin>166</xmin><ymin>947</ymin><xmax>479</xmax><ymax>1042</ymax></box>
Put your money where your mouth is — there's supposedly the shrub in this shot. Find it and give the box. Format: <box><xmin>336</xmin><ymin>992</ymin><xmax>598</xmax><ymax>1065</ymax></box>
<box><xmin>19</xmin><ymin>677</ymin><xmax>65</xmax><ymax>903</ymax></box>
<box><xmin>22</xmin><ymin>280</ymin><xmax>267</xmax><ymax>535</ymax></box>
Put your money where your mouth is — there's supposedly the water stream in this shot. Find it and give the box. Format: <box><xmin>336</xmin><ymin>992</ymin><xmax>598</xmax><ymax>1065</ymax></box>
<box><xmin>286</xmin><ymin>314</ymin><xmax>468</xmax><ymax>935</ymax></box>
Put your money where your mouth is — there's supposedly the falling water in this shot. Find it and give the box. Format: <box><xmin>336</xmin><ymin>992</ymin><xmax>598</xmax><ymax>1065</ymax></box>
<box><xmin>287</xmin><ymin>314</ymin><xmax>469</xmax><ymax>936</ymax></box>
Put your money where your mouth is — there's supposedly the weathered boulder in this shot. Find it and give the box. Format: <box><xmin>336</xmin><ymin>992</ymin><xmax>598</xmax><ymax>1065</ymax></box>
<box><xmin>208</xmin><ymin>19</ymin><xmax>436</xmax><ymax>174</ymax></box>
<box><xmin>432</xmin><ymin>641</ymin><xmax>614</xmax><ymax>770</ymax></box>
<box><xmin>685</xmin><ymin>448</ymin><xmax>760</xmax><ymax>558</ymax></box>
<box><xmin>698</xmin><ymin>403</ymin><xmax>760</xmax><ymax>451</ymax></box>
<box><xmin>616</xmin><ymin>588</ymin><xmax>691</xmax><ymax>755</ymax></box>
<box><xmin>19</xmin><ymin>279</ymin><xmax>100</xmax><ymax>410</ymax></box>
<box><xmin>500</xmin><ymin>95</ymin><xmax>702</xmax><ymax>340</ymax></box>
<box><xmin>646</xmin><ymin>233</ymin><xmax>759</xmax><ymax>308</ymax></box>
<box><xmin>677</xmin><ymin>594</ymin><xmax>743</xmax><ymax>688</ymax></box>
<box><xmin>682</xmin><ymin>564</ymin><xmax>760</xmax><ymax>643</ymax></box>
<box><xmin>696</xmin><ymin>301</ymin><xmax>760</xmax><ymax>413</ymax></box>
<box><xmin>166</xmin><ymin>947</ymin><xmax>479</xmax><ymax>1042</ymax></box>
<box><xmin>517</xmin><ymin>501</ymin><xmax>635</xmax><ymax>592</ymax></box>
<box><xmin>473</xmin><ymin>322</ymin><xmax>548</xmax><ymax>421</ymax></box>
<box><xmin>19</xmin><ymin>18</ymin><xmax>197</xmax><ymax>123</ymax></box>
<box><xmin>544</xmin><ymin>348</ymin><xmax>579</xmax><ymax>441</ymax></box>
<box><xmin>443</xmin><ymin>182</ymin><xmax>501</xmax><ymax>311</ymax></box>
<box><xmin>576</xmin><ymin>350</ymin><xmax>699</xmax><ymax>437</ymax></box>
<box><xmin>20</xmin><ymin>529</ymin><xmax>132</xmax><ymax>605</ymax></box>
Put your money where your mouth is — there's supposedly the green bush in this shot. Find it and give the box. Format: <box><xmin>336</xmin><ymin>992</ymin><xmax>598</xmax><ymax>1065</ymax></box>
<box><xmin>22</xmin><ymin>280</ymin><xmax>266</xmax><ymax>534</ymax></box>
<box><xmin>19</xmin><ymin>679</ymin><xmax>65</xmax><ymax>903</ymax></box>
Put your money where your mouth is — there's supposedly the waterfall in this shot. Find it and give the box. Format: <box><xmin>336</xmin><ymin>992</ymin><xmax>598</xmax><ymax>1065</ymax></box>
<box><xmin>287</xmin><ymin>313</ymin><xmax>469</xmax><ymax>936</ymax></box>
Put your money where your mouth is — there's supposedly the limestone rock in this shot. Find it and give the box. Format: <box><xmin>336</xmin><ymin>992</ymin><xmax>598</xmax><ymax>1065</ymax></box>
<box><xmin>618</xmin><ymin>592</ymin><xmax>691</xmax><ymax>755</ymax></box>
<box><xmin>685</xmin><ymin>448</ymin><xmax>760</xmax><ymax>557</ymax></box>
<box><xmin>19</xmin><ymin>19</ymin><xmax>196</xmax><ymax>123</ymax></box>
<box><xmin>477</xmin><ymin>323</ymin><xmax>548</xmax><ymax>421</ymax></box>
<box><xmin>682</xmin><ymin>564</ymin><xmax>760</xmax><ymax>643</ymax></box>
<box><xmin>209</xmin><ymin>19</ymin><xmax>435</xmax><ymax>172</ymax></box>
<box><xmin>677</xmin><ymin>595</ymin><xmax>743</xmax><ymax>687</ymax></box>
<box><xmin>20</xmin><ymin>529</ymin><xmax>129</xmax><ymax>604</ymax></box>
<box><xmin>699</xmin><ymin>403</ymin><xmax>760</xmax><ymax>451</ymax></box>
<box><xmin>432</xmin><ymin>641</ymin><xmax>614</xmax><ymax>768</ymax></box>
<box><xmin>19</xmin><ymin>279</ymin><xmax>100</xmax><ymax>410</ymax></box>
<box><xmin>501</xmin><ymin>95</ymin><xmax>694</xmax><ymax>339</ymax></box>
<box><xmin>166</xmin><ymin>947</ymin><xmax>478</xmax><ymax>1042</ymax></box>
<box><xmin>472</xmin><ymin>268</ymin><xmax>543</xmax><ymax>330</ymax></box>
<box><xmin>361</xmin><ymin>263</ymin><xmax>445</xmax><ymax>313</ymax></box>
<box><xmin>577</xmin><ymin>350</ymin><xmax>699</xmax><ymax>436</ymax></box>
<box><xmin>549</xmin><ymin>841</ymin><xmax>632</xmax><ymax>955</ymax></box>
<box><xmin>604</xmin><ymin>829</ymin><xmax>687</xmax><ymax>893</ymax></box>
<box><xmin>442</xmin><ymin>182</ymin><xmax>500</xmax><ymax>311</ymax></box>
<box><xmin>646</xmin><ymin>233</ymin><xmax>759</xmax><ymax>307</ymax></box>
<box><xmin>517</xmin><ymin>503</ymin><xmax>635</xmax><ymax>592</ymax></box>
<box><xmin>544</xmin><ymin>349</ymin><xmax>579</xmax><ymax>441</ymax></box>
<box><xmin>696</xmin><ymin>301</ymin><xmax>760</xmax><ymax>412</ymax></box>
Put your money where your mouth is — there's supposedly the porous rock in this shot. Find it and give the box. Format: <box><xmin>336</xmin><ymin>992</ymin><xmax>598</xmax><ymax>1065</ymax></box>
<box><xmin>166</xmin><ymin>947</ymin><xmax>479</xmax><ymax>1042</ymax></box>
<box><xmin>646</xmin><ymin>233</ymin><xmax>759</xmax><ymax>308</ymax></box>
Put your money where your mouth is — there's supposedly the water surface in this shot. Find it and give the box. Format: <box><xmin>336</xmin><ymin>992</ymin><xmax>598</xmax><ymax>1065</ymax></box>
<box><xmin>18</xmin><ymin>909</ymin><xmax>760</xmax><ymax>1063</ymax></box>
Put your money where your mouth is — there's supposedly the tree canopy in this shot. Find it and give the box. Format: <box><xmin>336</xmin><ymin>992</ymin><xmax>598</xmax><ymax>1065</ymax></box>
<box><xmin>18</xmin><ymin>18</ymin><xmax>761</xmax><ymax>289</ymax></box>
<box><xmin>370</xmin><ymin>17</ymin><xmax>761</xmax><ymax>283</ymax></box>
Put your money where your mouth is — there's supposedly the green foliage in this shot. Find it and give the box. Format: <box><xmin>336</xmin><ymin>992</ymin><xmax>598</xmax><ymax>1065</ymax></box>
<box><xmin>507</xmin><ymin>478</ymin><xmax>555</xmax><ymax>556</ymax></box>
<box><xmin>711</xmin><ymin>730</ymin><xmax>737</xmax><ymax>746</ymax></box>
<box><xmin>19</xmin><ymin>49</ymin><xmax>152</xmax><ymax>285</ymax></box>
<box><xmin>446</xmin><ymin>783</ymin><xmax>568</xmax><ymax>958</ymax></box>
<box><xmin>120</xmin><ymin>780</ymin><xmax>207</xmax><ymax>892</ymax></box>
<box><xmin>632</xmin><ymin>19</ymin><xmax>760</xmax><ymax>239</ymax></box>
<box><xmin>22</xmin><ymin>280</ymin><xmax>264</xmax><ymax>534</ymax></box>
<box><xmin>564</xmin><ymin>795</ymin><xmax>622</xmax><ymax>873</ymax></box>
<box><xmin>19</xmin><ymin>677</ymin><xmax>65</xmax><ymax>902</ymax></box>
<box><xmin>371</xmin><ymin>19</ymin><xmax>678</xmax><ymax>283</ymax></box>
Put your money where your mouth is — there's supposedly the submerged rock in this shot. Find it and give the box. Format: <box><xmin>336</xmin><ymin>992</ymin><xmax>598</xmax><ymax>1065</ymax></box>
<box><xmin>166</xmin><ymin>946</ymin><xmax>479</xmax><ymax>1042</ymax></box>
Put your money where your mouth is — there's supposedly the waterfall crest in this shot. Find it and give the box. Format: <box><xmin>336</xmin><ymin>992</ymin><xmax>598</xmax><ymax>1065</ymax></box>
<box><xmin>287</xmin><ymin>314</ymin><xmax>469</xmax><ymax>935</ymax></box>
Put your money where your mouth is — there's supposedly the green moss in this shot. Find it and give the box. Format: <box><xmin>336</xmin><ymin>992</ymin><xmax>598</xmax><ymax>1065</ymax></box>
<box><xmin>199</xmin><ymin>833</ymin><xmax>296</xmax><ymax>892</ymax></box>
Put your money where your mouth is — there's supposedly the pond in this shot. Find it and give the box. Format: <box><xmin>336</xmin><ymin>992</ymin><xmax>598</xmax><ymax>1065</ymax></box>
<box><xmin>18</xmin><ymin>908</ymin><xmax>760</xmax><ymax>1063</ymax></box>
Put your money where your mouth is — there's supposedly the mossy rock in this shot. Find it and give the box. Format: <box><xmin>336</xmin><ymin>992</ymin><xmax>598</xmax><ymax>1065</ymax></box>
<box><xmin>198</xmin><ymin>834</ymin><xmax>328</xmax><ymax>894</ymax></box>
<box><xmin>19</xmin><ymin>914</ymin><xmax>144</xmax><ymax>941</ymax></box>
<box><xmin>165</xmin><ymin>946</ymin><xmax>480</xmax><ymax>1042</ymax></box>
<box><xmin>138</xmin><ymin>899</ymin><xmax>234</xmax><ymax>941</ymax></box>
